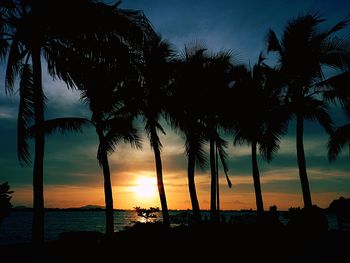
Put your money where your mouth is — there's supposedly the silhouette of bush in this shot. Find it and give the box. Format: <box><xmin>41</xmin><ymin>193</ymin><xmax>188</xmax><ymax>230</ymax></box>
<box><xmin>0</xmin><ymin>182</ymin><xmax>13</xmax><ymax>225</ymax></box>
<box><xmin>286</xmin><ymin>205</ymin><xmax>328</xmax><ymax>234</ymax></box>
<box><xmin>329</xmin><ymin>197</ymin><xmax>350</xmax><ymax>230</ymax></box>
<box><xmin>329</xmin><ymin>197</ymin><xmax>350</xmax><ymax>216</ymax></box>
<box><xmin>134</xmin><ymin>206</ymin><xmax>160</xmax><ymax>222</ymax></box>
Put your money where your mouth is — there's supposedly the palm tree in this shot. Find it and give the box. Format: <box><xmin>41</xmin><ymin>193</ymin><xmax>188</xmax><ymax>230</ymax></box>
<box><xmin>202</xmin><ymin>49</ymin><xmax>233</xmax><ymax>222</ymax></box>
<box><xmin>267</xmin><ymin>13</ymin><xmax>350</xmax><ymax>208</ymax></box>
<box><xmin>171</xmin><ymin>44</ymin><xmax>232</xmax><ymax>222</ymax></box>
<box><xmin>39</xmin><ymin>31</ymin><xmax>143</xmax><ymax>235</ymax></box>
<box><xmin>0</xmin><ymin>0</ymin><xmax>151</xmax><ymax>243</ymax></box>
<box><xmin>34</xmin><ymin>112</ymin><xmax>140</xmax><ymax>236</ymax></box>
<box><xmin>80</xmin><ymin>76</ymin><xmax>141</xmax><ymax>236</ymax></box>
<box><xmin>0</xmin><ymin>182</ymin><xmax>13</xmax><ymax>227</ymax></box>
<box><xmin>138</xmin><ymin>37</ymin><xmax>174</xmax><ymax>227</ymax></box>
<box><xmin>231</xmin><ymin>56</ymin><xmax>288</xmax><ymax>216</ymax></box>
<box><xmin>168</xmin><ymin>46</ymin><xmax>208</xmax><ymax>222</ymax></box>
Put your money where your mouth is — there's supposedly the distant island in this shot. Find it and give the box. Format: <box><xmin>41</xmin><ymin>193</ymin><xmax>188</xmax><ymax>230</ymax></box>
<box><xmin>13</xmin><ymin>205</ymin><xmax>106</xmax><ymax>211</ymax></box>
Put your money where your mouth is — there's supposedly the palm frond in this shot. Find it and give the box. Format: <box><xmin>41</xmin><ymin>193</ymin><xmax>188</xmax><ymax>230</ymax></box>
<box><xmin>17</xmin><ymin>63</ymin><xmax>34</xmax><ymax>165</ymax></box>
<box><xmin>302</xmin><ymin>97</ymin><xmax>333</xmax><ymax>134</ymax></box>
<box><xmin>28</xmin><ymin>117</ymin><xmax>91</xmax><ymax>137</ymax></box>
<box><xmin>233</xmin><ymin>129</ymin><xmax>250</xmax><ymax>146</ymax></box>
<box><xmin>259</xmin><ymin>133</ymin><xmax>280</xmax><ymax>162</ymax></box>
<box><xmin>185</xmin><ymin>131</ymin><xmax>207</xmax><ymax>168</ymax></box>
<box><xmin>259</xmin><ymin>105</ymin><xmax>289</xmax><ymax>162</ymax></box>
<box><xmin>5</xmin><ymin>37</ymin><xmax>25</xmax><ymax>94</ymax></box>
<box><xmin>321</xmin><ymin>35</ymin><xmax>350</xmax><ymax>70</ymax></box>
<box><xmin>319</xmin><ymin>71</ymin><xmax>350</xmax><ymax>104</ymax></box>
<box><xmin>266</xmin><ymin>29</ymin><xmax>281</xmax><ymax>52</ymax></box>
<box><xmin>98</xmin><ymin>117</ymin><xmax>142</xmax><ymax>165</ymax></box>
<box><xmin>328</xmin><ymin>123</ymin><xmax>350</xmax><ymax>161</ymax></box>
<box><xmin>145</xmin><ymin>117</ymin><xmax>165</xmax><ymax>151</ymax></box>
<box><xmin>326</xmin><ymin>17</ymin><xmax>350</xmax><ymax>36</ymax></box>
<box><xmin>0</xmin><ymin>38</ymin><xmax>9</xmax><ymax>62</ymax></box>
<box><xmin>216</xmin><ymin>136</ymin><xmax>232</xmax><ymax>188</ymax></box>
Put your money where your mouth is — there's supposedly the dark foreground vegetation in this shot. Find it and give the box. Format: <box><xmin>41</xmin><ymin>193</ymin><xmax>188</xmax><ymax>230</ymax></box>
<box><xmin>1</xmin><ymin>220</ymin><xmax>349</xmax><ymax>263</ymax></box>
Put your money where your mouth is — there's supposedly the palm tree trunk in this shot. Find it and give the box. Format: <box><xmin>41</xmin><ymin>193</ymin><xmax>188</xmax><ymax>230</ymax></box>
<box><xmin>252</xmin><ymin>140</ymin><xmax>264</xmax><ymax>216</ymax></box>
<box><xmin>31</xmin><ymin>47</ymin><xmax>45</xmax><ymax>244</ymax></box>
<box><xmin>210</xmin><ymin>138</ymin><xmax>217</xmax><ymax>222</ymax></box>
<box><xmin>97</xmin><ymin>129</ymin><xmax>114</xmax><ymax>236</ymax></box>
<box><xmin>187</xmin><ymin>151</ymin><xmax>201</xmax><ymax>222</ymax></box>
<box><xmin>296</xmin><ymin>113</ymin><xmax>312</xmax><ymax>209</ymax></box>
<box><xmin>153</xmin><ymin>145</ymin><xmax>170</xmax><ymax>227</ymax></box>
<box><xmin>216</xmin><ymin>145</ymin><xmax>220</xmax><ymax>215</ymax></box>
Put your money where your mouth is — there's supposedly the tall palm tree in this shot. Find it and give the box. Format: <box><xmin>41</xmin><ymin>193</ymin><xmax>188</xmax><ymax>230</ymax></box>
<box><xmin>202</xmin><ymin>49</ymin><xmax>233</xmax><ymax>222</ymax></box>
<box><xmin>231</xmin><ymin>56</ymin><xmax>288</xmax><ymax>216</ymax></box>
<box><xmin>138</xmin><ymin>37</ymin><xmax>174</xmax><ymax>227</ymax></box>
<box><xmin>168</xmin><ymin>46</ymin><xmax>209</xmax><ymax>222</ymax></box>
<box><xmin>267</xmin><ymin>13</ymin><xmax>350</xmax><ymax>208</ymax></box>
<box><xmin>33</xmin><ymin>112</ymin><xmax>140</xmax><ymax>236</ymax></box>
<box><xmin>40</xmin><ymin>33</ymin><xmax>142</xmax><ymax>235</ymax></box>
<box><xmin>0</xmin><ymin>0</ymin><xmax>151</xmax><ymax>243</ymax></box>
<box><xmin>171</xmin><ymin>44</ymin><xmax>232</xmax><ymax>222</ymax></box>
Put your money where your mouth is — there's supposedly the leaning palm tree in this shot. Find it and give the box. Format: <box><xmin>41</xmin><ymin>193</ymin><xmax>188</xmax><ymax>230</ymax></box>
<box><xmin>0</xmin><ymin>0</ymin><xmax>152</xmax><ymax>243</ymax></box>
<box><xmin>31</xmin><ymin>51</ymin><xmax>142</xmax><ymax>236</ymax></box>
<box><xmin>231</xmin><ymin>56</ymin><xmax>288</xmax><ymax>216</ymax></box>
<box><xmin>138</xmin><ymin>37</ymin><xmax>174</xmax><ymax>227</ymax></box>
<box><xmin>267</xmin><ymin>13</ymin><xmax>350</xmax><ymax>208</ymax></box>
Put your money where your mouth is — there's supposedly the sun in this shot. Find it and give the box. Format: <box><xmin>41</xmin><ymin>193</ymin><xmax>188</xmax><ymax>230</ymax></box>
<box><xmin>133</xmin><ymin>177</ymin><xmax>157</xmax><ymax>198</ymax></box>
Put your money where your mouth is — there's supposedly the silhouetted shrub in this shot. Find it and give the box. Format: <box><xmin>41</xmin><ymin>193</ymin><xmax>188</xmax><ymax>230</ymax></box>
<box><xmin>286</xmin><ymin>206</ymin><xmax>328</xmax><ymax>234</ymax></box>
<box><xmin>134</xmin><ymin>206</ymin><xmax>160</xmax><ymax>222</ymax></box>
<box><xmin>0</xmin><ymin>182</ymin><xmax>13</xmax><ymax>225</ymax></box>
<box><xmin>329</xmin><ymin>197</ymin><xmax>350</xmax><ymax>216</ymax></box>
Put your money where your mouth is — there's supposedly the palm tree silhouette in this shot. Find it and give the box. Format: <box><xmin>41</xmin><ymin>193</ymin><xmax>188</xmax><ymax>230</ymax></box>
<box><xmin>231</xmin><ymin>55</ymin><xmax>288</xmax><ymax>216</ymax></box>
<box><xmin>0</xmin><ymin>0</ymin><xmax>152</xmax><ymax>242</ymax></box>
<box><xmin>267</xmin><ymin>13</ymin><xmax>350</xmax><ymax>208</ymax></box>
<box><xmin>203</xmin><ymin>50</ymin><xmax>233</xmax><ymax>221</ymax></box>
<box><xmin>138</xmin><ymin>37</ymin><xmax>174</xmax><ymax>227</ymax></box>
<box><xmin>169</xmin><ymin>46</ymin><xmax>209</xmax><ymax>222</ymax></box>
<box><xmin>172</xmin><ymin>44</ymin><xmax>232</xmax><ymax>222</ymax></box>
<box><xmin>0</xmin><ymin>182</ymin><xmax>13</xmax><ymax>228</ymax></box>
<box><xmin>33</xmin><ymin>56</ymin><xmax>142</xmax><ymax>236</ymax></box>
<box><xmin>41</xmin><ymin>26</ymin><xmax>145</xmax><ymax>233</ymax></box>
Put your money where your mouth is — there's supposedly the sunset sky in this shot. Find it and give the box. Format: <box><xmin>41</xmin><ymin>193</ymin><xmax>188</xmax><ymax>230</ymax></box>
<box><xmin>1</xmin><ymin>0</ymin><xmax>350</xmax><ymax>210</ymax></box>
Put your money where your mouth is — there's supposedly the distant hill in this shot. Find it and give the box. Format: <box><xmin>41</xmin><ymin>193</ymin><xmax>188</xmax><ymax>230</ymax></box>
<box><xmin>12</xmin><ymin>205</ymin><xmax>105</xmax><ymax>211</ymax></box>
<box><xmin>78</xmin><ymin>205</ymin><xmax>105</xmax><ymax>210</ymax></box>
<box><xmin>13</xmin><ymin>205</ymin><xmax>31</xmax><ymax>210</ymax></box>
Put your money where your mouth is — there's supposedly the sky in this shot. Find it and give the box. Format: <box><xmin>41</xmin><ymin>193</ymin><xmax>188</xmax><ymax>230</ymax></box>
<box><xmin>1</xmin><ymin>0</ymin><xmax>350</xmax><ymax>210</ymax></box>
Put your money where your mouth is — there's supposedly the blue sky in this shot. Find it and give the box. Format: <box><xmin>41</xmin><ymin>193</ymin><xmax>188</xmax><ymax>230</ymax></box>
<box><xmin>0</xmin><ymin>0</ymin><xmax>349</xmax><ymax>210</ymax></box>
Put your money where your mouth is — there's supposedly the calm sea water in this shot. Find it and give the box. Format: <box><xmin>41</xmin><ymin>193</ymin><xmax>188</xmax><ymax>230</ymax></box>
<box><xmin>0</xmin><ymin>210</ymin><xmax>339</xmax><ymax>245</ymax></box>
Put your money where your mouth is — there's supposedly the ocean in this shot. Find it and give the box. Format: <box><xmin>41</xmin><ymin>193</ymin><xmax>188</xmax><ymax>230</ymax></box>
<box><xmin>0</xmin><ymin>210</ymin><xmax>339</xmax><ymax>245</ymax></box>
